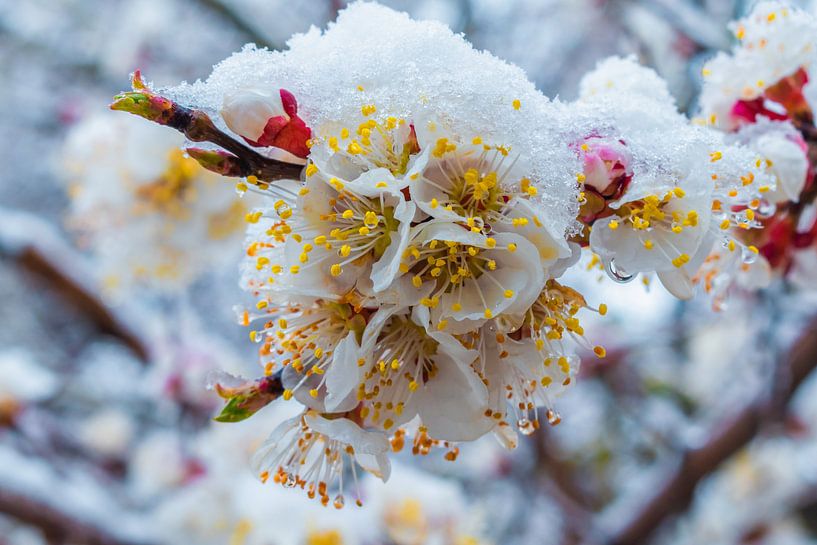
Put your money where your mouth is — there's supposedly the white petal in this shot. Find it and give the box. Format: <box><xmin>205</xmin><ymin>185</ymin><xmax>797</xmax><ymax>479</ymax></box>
<box><xmin>221</xmin><ymin>88</ymin><xmax>286</xmax><ymax>141</ymax></box>
<box><xmin>354</xmin><ymin>452</ymin><xmax>392</xmax><ymax>482</ymax></box>
<box><xmin>416</xmin><ymin>353</ymin><xmax>492</xmax><ymax>442</ymax></box>
<box><xmin>370</xmin><ymin>199</ymin><xmax>416</xmax><ymax>292</ymax></box>
<box><xmin>304</xmin><ymin>412</ymin><xmax>390</xmax><ymax>455</ymax></box>
<box><xmin>323</xmin><ymin>332</ymin><xmax>362</xmax><ymax>412</ymax></box>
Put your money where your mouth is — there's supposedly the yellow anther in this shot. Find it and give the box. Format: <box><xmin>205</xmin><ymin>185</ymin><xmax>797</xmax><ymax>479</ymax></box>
<box><xmin>512</xmin><ymin>99</ymin><xmax>521</xmax><ymax>110</ymax></box>
<box><xmin>330</xmin><ymin>264</ymin><xmax>343</xmax><ymax>277</ymax></box>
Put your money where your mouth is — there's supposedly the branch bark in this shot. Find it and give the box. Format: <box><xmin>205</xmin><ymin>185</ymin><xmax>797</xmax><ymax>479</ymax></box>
<box><xmin>608</xmin><ymin>315</ymin><xmax>817</xmax><ymax>545</ymax></box>
<box><xmin>16</xmin><ymin>247</ymin><xmax>149</xmax><ymax>362</ymax></box>
<box><xmin>0</xmin><ymin>488</ymin><xmax>154</xmax><ymax>545</ymax></box>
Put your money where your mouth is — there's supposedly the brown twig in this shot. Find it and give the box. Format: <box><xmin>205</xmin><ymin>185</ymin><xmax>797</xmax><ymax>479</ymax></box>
<box><xmin>0</xmin><ymin>488</ymin><xmax>154</xmax><ymax>545</ymax></box>
<box><xmin>16</xmin><ymin>247</ymin><xmax>150</xmax><ymax>362</ymax></box>
<box><xmin>111</xmin><ymin>72</ymin><xmax>304</xmax><ymax>183</ymax></box>
<box><xmin>608</xmin><ymin>315</ymin><xmax>817</xmax><ymax>545</ymax></box>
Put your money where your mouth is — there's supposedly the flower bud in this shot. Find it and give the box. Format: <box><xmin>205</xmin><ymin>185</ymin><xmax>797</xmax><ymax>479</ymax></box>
<box><xmin>581</xmin><ymin>137</ymin><xmax>632</xmax><ymax>195</ymax></box>
<box><xmin>576</xmin><ymin>137</ymin><xmax>633</xmax><ymax>225</ymax></box>
<box><xmin>221</xmin><ymin>88</ymin><xmax>311</xmax><ymax>158</ymax></box>
<box><xmin>209</xmin><ymin>371</ymin><xmax>284</xmax><ymax>422</ymax></box>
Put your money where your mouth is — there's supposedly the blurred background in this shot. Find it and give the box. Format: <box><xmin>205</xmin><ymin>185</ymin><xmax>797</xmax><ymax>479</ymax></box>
<box><xmin>3</xmin><ymin>1</ymin><xmax>817</xmax><ymax>544</ymax></box>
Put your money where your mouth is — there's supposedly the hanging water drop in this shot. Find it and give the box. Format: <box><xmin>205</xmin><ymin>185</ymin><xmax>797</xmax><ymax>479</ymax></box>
<box><xmin>333</xmin><ymin>494</ymin><xmax>345</xmax><ymax>509</ymax></box>
<box><xmin>607</xmin><ymin>259</ymin><xmax>634</xmax><ymax>283</ymax></box>
<box><xmin>284</xmin><ymin>473</ymin><xmax>297</xmax><ymax>488</ymax></box>
<box><xmin>741</xmin><ymin>245</ymin><xmax>758</xmax><ymax>264</ymax></box>
<box><xmin>546</xmin><ymin>409</ymin><xmax>562</xmax><ymax>426</ymax></box>
<box><xmin>517</xmin><ymin>417</ymin><xmax>535</xmax><ymax>435</ymax></box>
<box><xmin>756</xmin><ymin>199</ymin><xmax>776</xmax><ymax>217</ymax></box>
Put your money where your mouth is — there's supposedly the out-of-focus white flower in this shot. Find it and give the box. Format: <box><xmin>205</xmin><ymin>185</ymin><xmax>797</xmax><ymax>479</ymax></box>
<box><xmin>0</xmin><ymin>349</ymin><xmax>58</xmax><ymax>407</ymax></box>
<box><xmin>699</xmin><ymin>1</ymin><xmax>817</xmax><ymax>130</ymax></box>
<box><xmin>129</xmin><ymin>430</ymin><xmax>189</xmax><ymax>499</ymax></box>
<box><xmin>60</xmin><ymin>112</ymin><xmax>253</xmax><ymax>295</ymax></box>
<box><xmin>363</xmin><ymin>462</ymin><xmax>490</xmax><ymax>545</ymax></box>
<box><xmin>77</xmin><ymin>408</ymin><xmax>136</xmax><ymax>458</ymax></box>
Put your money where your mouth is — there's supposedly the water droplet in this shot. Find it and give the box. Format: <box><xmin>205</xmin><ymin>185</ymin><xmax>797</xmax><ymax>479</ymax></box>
<box><xmin>546</xmin><ymin>409</ymin><xmax>562</xmax><ymax>426</ymax></box>
<box><xmin>607</xmin><ymin>260</ymin><xmax>634</xmax><ymax>283</ymax></box>
<box><xmin>757</xmin><ymin>200</ymin><xmax>776</xmax><ymax>217</ymax></box>
<box><xmin>741</xmin><ymin>246</ymin><xmax>758</xmax><ymax>264</ymax></box>
<box><xmin>517</xmin><ymin>417</ymin><xmax>535</xmax><ymax>435</ymax></box>
<box><xmin>284</xmin><ymin>473</ymin><xmax>297</xmax><ymax>488</ymax></box>
<box><xmin>333</xmin><ymin>494</ymin><xmax>345</xmax><ymax>509</ymax></box>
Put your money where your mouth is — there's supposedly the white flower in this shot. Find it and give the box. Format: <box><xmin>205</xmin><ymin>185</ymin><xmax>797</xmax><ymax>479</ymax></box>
<box><xmin>251</xmin><ymin>410</ymin><xmax>391</xmax><ymax>507</ymax></box>
<box><xmin>308</xmin><ymin>111</ymin><xmax>430</xmax><ymax>198</ymax></box>
<box><xmin>574</xmin><ymin>56</ymin><xmax>774</xmax><ymax>299</ymax></box>
<box><xmin>242</xmin><ymin>173</ymin><xmax>415</xmax><ymax>300</ymax></box>
<box><xmin>699</xmin><ymin>1</ymin><xmax>817</xmax><ymax>130</ymax></box>
<box><xmin>475</xmin><ymin>280</ymin><xmax>594</xmax><ymax>437</ymax></box>
<box><xmin>399</xmin><ymin>126</ymin><xmax>570</xmax><ymax>331</ymax></box>
<box><xmin>60</xmin><ymin>112</ymin><xmax>252</xmax><ymax>295</ymax></box>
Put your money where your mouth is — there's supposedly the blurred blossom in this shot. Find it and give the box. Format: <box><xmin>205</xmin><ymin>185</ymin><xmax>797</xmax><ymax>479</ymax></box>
<box><xmin>59</xmin><ymin>112</ymin><xmax>254</xmax><ymax>297</ymax></box>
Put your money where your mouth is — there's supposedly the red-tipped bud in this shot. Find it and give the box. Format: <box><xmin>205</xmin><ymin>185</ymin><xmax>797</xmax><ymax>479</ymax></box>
<box><xmin>221</xmin><ymin>88</ymin><xmax>311</xmax><ymax>158</ymax></box>
<box><xmin>575</xmin><ymin>137</ymin><xmax>633</xmax><ymax>225</ymax></box>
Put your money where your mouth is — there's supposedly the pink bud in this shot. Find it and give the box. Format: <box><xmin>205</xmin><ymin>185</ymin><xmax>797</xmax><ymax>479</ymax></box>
<box><xmin>221</xmin><ymin>88</ymin><xmax>311</xmax><ymax>158</ymax></box>
<box><xmin>579</xmin><ymin>137</ymin><xmax>632</xmax><ymax>195</ymax></box>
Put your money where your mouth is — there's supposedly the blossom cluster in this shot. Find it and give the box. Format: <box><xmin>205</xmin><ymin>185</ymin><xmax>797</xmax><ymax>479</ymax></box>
<box><xmin>107</xmin><ymin>1</ymin><xmax>813</xmax><ymax>507</ymax></box>
<box><xmin>697</xmin><ymin>1</ymin><xmax>817</xmax><ymax>300</ymax></box>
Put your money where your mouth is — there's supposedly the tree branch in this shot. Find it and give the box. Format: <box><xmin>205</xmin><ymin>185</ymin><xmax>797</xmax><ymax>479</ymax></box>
<box><xmin>607</xmin><ymin>314</ymin><xmax>817</xmax><ymax>545</ymax></box>
<box><xmin>0</xmin><ymin>208</ymin><xmax>149</xmax><ymax>362</ymax></box>
<box><xmin>111</xmin><ymin>71</ymin><xmax>304</xmax><ymax>183</ymax></box>
<box><xmin>0</xmin><ymin>488</ymin><xmax>153</xmax><ymax>545</ymax></box>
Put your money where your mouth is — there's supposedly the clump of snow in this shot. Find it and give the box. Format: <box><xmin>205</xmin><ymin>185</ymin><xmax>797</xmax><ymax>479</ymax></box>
<box><xmin>167</xmin><ymin>1</ymin><xmax>582</xmax><ymax>238</ymax></box>
<box><xmin>573</xmin><ymin>56</ymin><xmax>771</xmax><ymax>201</ymax></box>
